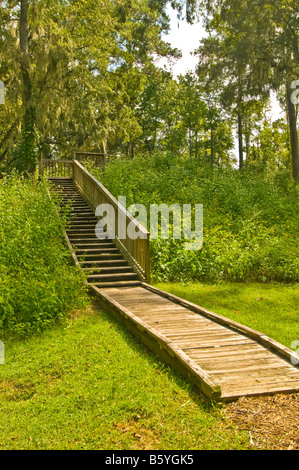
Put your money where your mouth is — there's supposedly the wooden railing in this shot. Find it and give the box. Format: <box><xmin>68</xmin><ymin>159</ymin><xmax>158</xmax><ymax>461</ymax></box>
<box><xmin>74</xmin><ymin>151</ymin><xmax>106</xmax><ymax>167</ymax></box>
<box><xmin>40</xmin><ymin>157</ymin><xmax>74</xmax><ymax>178</ymax></box>
<box><xmin>73</xmin><ymin>160</ymin><xmax>150</xmax><ymax>283</ymax></box>
<box><xmin>39</xmin><ymin>157</ymin><xmax>151</xmax><ymax>283</ymax></box>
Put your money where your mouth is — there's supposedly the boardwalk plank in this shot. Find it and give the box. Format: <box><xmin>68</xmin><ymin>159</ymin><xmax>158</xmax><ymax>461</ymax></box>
<box><xmin>49</xmin><ymin>177</ymin><xmax>299</xmax><ymax>401</ymax></box>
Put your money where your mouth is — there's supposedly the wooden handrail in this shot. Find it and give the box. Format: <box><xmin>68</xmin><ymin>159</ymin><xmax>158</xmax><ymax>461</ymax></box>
<box><xmin>41</xmin><ymin>158</ymin><xmax>74</xmax><ymax>178</ymax></box>
<box><xmin>73</xmin><ymin>160</ymin><xmax>150</xmax><ymax>283</ymax></box>
<box><xmin>74</xmin><ymin>151</ymin><xmax>107</xmax><ymax>167</ymax></box>
<box><xmin>40</xmin><ymin>157</ymin><xmax>151</xmax><ymax>282</ymax></box>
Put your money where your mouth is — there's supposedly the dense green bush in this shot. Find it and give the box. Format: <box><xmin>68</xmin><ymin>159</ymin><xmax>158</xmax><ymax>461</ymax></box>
<box><xmin>0</xmin><ymin>174</ymin><xmax>87</xmax><ymax>336</ymax></box>
<box><xmin>87</xmin><ymin>153</ymin><xmax>299</xmax><ymax>283</ymax></box>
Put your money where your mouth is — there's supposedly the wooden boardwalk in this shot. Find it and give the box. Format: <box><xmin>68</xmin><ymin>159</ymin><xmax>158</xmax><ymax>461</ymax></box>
<box><xmin>49</xmin><ymin>173</ymin><xmax>299</xmax><ymax>402</ymax></box>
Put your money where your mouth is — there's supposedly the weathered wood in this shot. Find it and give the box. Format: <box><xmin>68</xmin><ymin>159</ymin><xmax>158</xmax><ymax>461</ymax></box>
<box><xmin>99</xmin><ymin>285</ymin><xmax>299</xmax><ymax>401</ymax></box>
<box><xmin>141</xmin><ymin>283</ymin><xmax>299</xmax><ymax>366</ymax></box>
<box><xmin>41</xmin><ymin>159</ymin><xmax>74</xmax><ymax>178</ymax></box>
<box><xmin>89</xmin><ymin>284</ymin><xmax>222</xmax><ymax>401</ymax></box>
<box><xmin>48</xmin><ymin>171</ymin><xmax>299</xmax><ymax>402</ymax></box>
<box><xmin>74</xmin><ymin>151</ymin><xmax>107</xmax><ymax>167</ymax></box>
<box><xmin>73</xmin><ymin>160</ymin><xmax>150</xmax><ymax>283</ymax></box>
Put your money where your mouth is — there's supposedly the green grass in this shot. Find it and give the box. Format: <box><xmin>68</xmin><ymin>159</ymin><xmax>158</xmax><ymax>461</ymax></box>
<box><xmin>154</xmin><ymin>281</ymin><xmax>299</xmax><ymax>350</ymax></box>
<box><xmin>0</xmin><ymin>162</ymin><xmax>298</xmax><ymax>449</ymax></box>
<box><xmin>0</xmin><ymin>301</ymin><xmax>249</xmax><ymax>450</ymax></box>
<box><xmin>0</xmin><ymin>281</ymin><xmax>298</xmax><ymax>450</ymax></box>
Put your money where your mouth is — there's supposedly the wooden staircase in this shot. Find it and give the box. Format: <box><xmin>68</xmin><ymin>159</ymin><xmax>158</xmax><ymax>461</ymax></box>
<box><xmin>45</xmin><ymin>161</ymin><xmax>299</xmax><ymax>402</ymax></box>
<box><xmin>50</xmin><ymin>178</ymin><xmax>141</xmax><ymax>289</ymax></box>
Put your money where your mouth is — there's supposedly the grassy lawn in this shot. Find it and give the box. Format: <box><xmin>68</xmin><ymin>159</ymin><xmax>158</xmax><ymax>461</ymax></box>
<box><xmin>0</xmin><ymin>300</ymin><xmax>249</xmax><ymax>451</ymax></box>
<box><xmin>154</xmin><ymin>281</ymin><xmax>299</xmax><ymax>351</ymax></box>
<box><xmin>0</xmin><ymin>281</ymin><xmax>298</xmax><ymax>450</ymax></box>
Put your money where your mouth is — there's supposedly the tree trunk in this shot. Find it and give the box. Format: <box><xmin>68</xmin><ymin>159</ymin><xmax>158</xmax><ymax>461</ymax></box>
<box><xmin>102</xmin><ymin>137</ymin><xmax>108</xmax><ymax>166</ymax></box>
<box><xmin>210</xmin><ymin>127</ymin><xmax>214</xmax><ymax>166</ymax></box>
<box><xmin>188</xmin><ymin>127</ymin><xmax>192</xmax><ymax>158</ymax></box>
<box><xmin>0</xmin><ymin>119</ymin><xmax>18</xmax><ymax>151</ymax></box>
<box><xmin>286</xmin><ymin>81</ymin><xmax>299</xmax><ymax>180</ymax></box>
<box><xmin>238</xmin><ymin>111</ymin><xmax>244</xmax><ymax>169</ymax></box>
<box><xmin>19</xmin><ymin>0</ymin><xmax>36</xmax><ymax>173</ymax></box>
<box><xmin>126</xmin><ymin>142</ymin><xmax>134</xmax><ymax>158</ymax></box>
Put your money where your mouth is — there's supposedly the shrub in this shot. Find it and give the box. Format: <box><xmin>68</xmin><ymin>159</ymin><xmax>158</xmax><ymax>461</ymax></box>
<box><xmin>87</xmin><ymin>154</ymin><xmax>299</xmax><ymax>283</ymax></box>
<box><xmin>0</xmin><ymin>174</ymin><xmax>87</xmax><ymax>337</ymax></box>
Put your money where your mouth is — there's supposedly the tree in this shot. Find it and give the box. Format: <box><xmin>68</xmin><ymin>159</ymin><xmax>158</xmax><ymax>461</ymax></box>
<box><xmin>245</xmin><ymin>118</ymin><xmax>291</xmax><ymax>175</ymax></box>
<box><xmin>0</xmin><ymin>0</ymin><xmax>174</xmax><ymax>169</ymax></box>
<box><xmin>193</xmin><ymin>14</ymin><xmax>270</xmax><ymax>169</ymax></box>
<box><xmin>177</xmin><ymin>73</ymin><xmax>207</xmax><ymax>158</ymax></box>
<box><xmin>169</xmin><ymin>0</ymin><xmax>299</xmax><ymax>179</ymax></box>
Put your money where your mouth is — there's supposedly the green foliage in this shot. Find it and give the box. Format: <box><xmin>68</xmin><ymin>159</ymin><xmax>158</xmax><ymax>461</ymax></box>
<box><xmin>0</xmin><ymin>0</ymin><xmax>174</xmax><ymax>165</ymax></box>
<box><xmin>133</xmin><ymin>70</ymin><xmax>235</xmax><ymax>162</ymax></box>
<box><xmin>192</xmin><ymin>0</ymin><xmax>299</xmax><ymax>178</ymax></box>
<box><xmin>0</xmin><ymin>303</ymin><xmax>249</xmax><ymax>450</ymax></box>
<box><xmin>0</xmin><ymin>174</ymin><xmax>87</xmax><ymax>337</ymax></box>
<box><xmin>90</xmin><ymin>153</ymin><xmax>299</xmax><ymax>283</ymax></box>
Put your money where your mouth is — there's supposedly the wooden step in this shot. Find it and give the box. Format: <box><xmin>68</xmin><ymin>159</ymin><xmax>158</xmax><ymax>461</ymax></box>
<box><xmin>76</xmin><ymin>248</ymin><xmax>120</xmax><ymax>255</ymax></box>
<box><xmin>68</xmin><ymin>238</ymin><xmax>112</xmax><ymax>244</ymax></box>
<box><xmin>68</xmin><ymin>211</ymin><xmax>95</xmax><ymax>217</ymax></box>
<box><xmin>76</xmin><ymin>253</ymin><xmax>124</xmax><ymax>261</ymax></box>
<box><xmin>67</xmin><ymin>220</ymin><xmax>98</xmax><ymax>226</ymax></box>
<box><xmin>72</xmin><ymin>243</ymin><xmax>117</xmax><ymax>250</ymax></box>
<box><xmin>68</xmin><ymin>234</ymin><xmax>110</xmax><ymax>241</ymax></box>
<box><xmin>69</xmin><ymin>237</ymin><xmax>112</xmax><ymax>243</ymax></box>
<box><xmin>90</xmin><ymin>280</ymin><xmax>141</xmax><ymax>288</ymax></box>
<box><xmin>62</xmin><ymin>204</ymin><xmax>89</xmax><ymax>207</ymax></box>
<box><xmin>67</xmin><ymin>224</ymin><xmax>98</xmax><ymax>230</ymax></box>
<box><xmin>67</xmin><ymin>211</ymin><xmax>95</xmax><ymax>217</ymax></box>
<box><xmin>85</xmin><ymin>266</ymin><xmax>133</xmax><ymax>275</ymax></box>
<box><xmin>68</xmin><ymin>233</ymin><xmax>108</xmax><ymax>239</ymax></box>
<box><xmin>70</xmin><ymin>215</ymin><xmax>99</xmax><ymax>225</ymax></box>
<box><xmin>60</xmin><ymin>198</ymin><xmax>86</xmax><ymax>202</ymax></box>
<box><xmin>63</xmin><ymin>200</ymin><xmax>89</xmax><ymax>204</ymax></box>
<box><xmin>87</xmin><ymin>273</ymin><xmax>138</xmax><ymax>282</ymax></box>
<box><xmin>64</xmin><ymin>201</ymin><xmax>90</xmax><ymax>206</ymax></box>
<box><xmin>51</xmin><ymin>189</ymin><xmax>78</xmax><ymax>194</ymax></box>
<box><xmin>66</xmin><ymin>228</ymin><xmax>100</xmax><ymax>234</ymax></box>
<box><xmin>75</xmin><ymin>249</ymin><xmax>124</xmax><ymax>261</ymax></box>
<box><xmin>79</xmin><ymin>259</ymin><xmax>128</xmax><ymax>267</ymax></box>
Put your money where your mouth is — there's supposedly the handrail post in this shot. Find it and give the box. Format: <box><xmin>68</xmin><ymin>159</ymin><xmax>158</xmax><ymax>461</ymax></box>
<box><xmin>39</xmin><ymin>152</ymin><xmax>44</xmax><ymax>177</ymax></box>
<box><xmin>145</xmin><ymin>236</ymin><xmax>151</xmax><ymax>284</ymax></box>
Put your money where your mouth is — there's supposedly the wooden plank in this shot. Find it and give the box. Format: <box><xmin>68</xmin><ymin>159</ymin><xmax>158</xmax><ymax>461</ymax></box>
<box><xmin>220</xmin><ymin>381</ymin><xmax>299</xmax><ymax>400</ymax></box>
<box><xmin>49</xmin><ymin>174</ymin><xmax>299</xmax><ymax>402</ymax></box>
<box><xmin>73</xmin><ymin>160</ymin><xmax>150</xmax><ymax>283</ymax></box>
<box><xmin>200</xmin><ymin>358</ymin><xmax>294</xmax><ymax>373</ymax></box>
<box><xmin>185</xmin><ymin>345</ymin><xmax>273</xmax><ymax>360</ymax></box>
<box><xmin>89</xmin><ymin>284</ymin><xmax>221</xmax><ymax>401</ymax></box>
<box><xmin>210</xmin><ymin>366</ymin><xmax>299</xmax><ymax>382</ymax></box>
<box><xmin>141</xmin><ymin>283</ymin><xmax>299</xmax><ymax>366</ymax></box>
<box><xmin>171</xmin><ymin>338</ymin><xmax>256</xmax><ymax>349</ymax></box>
